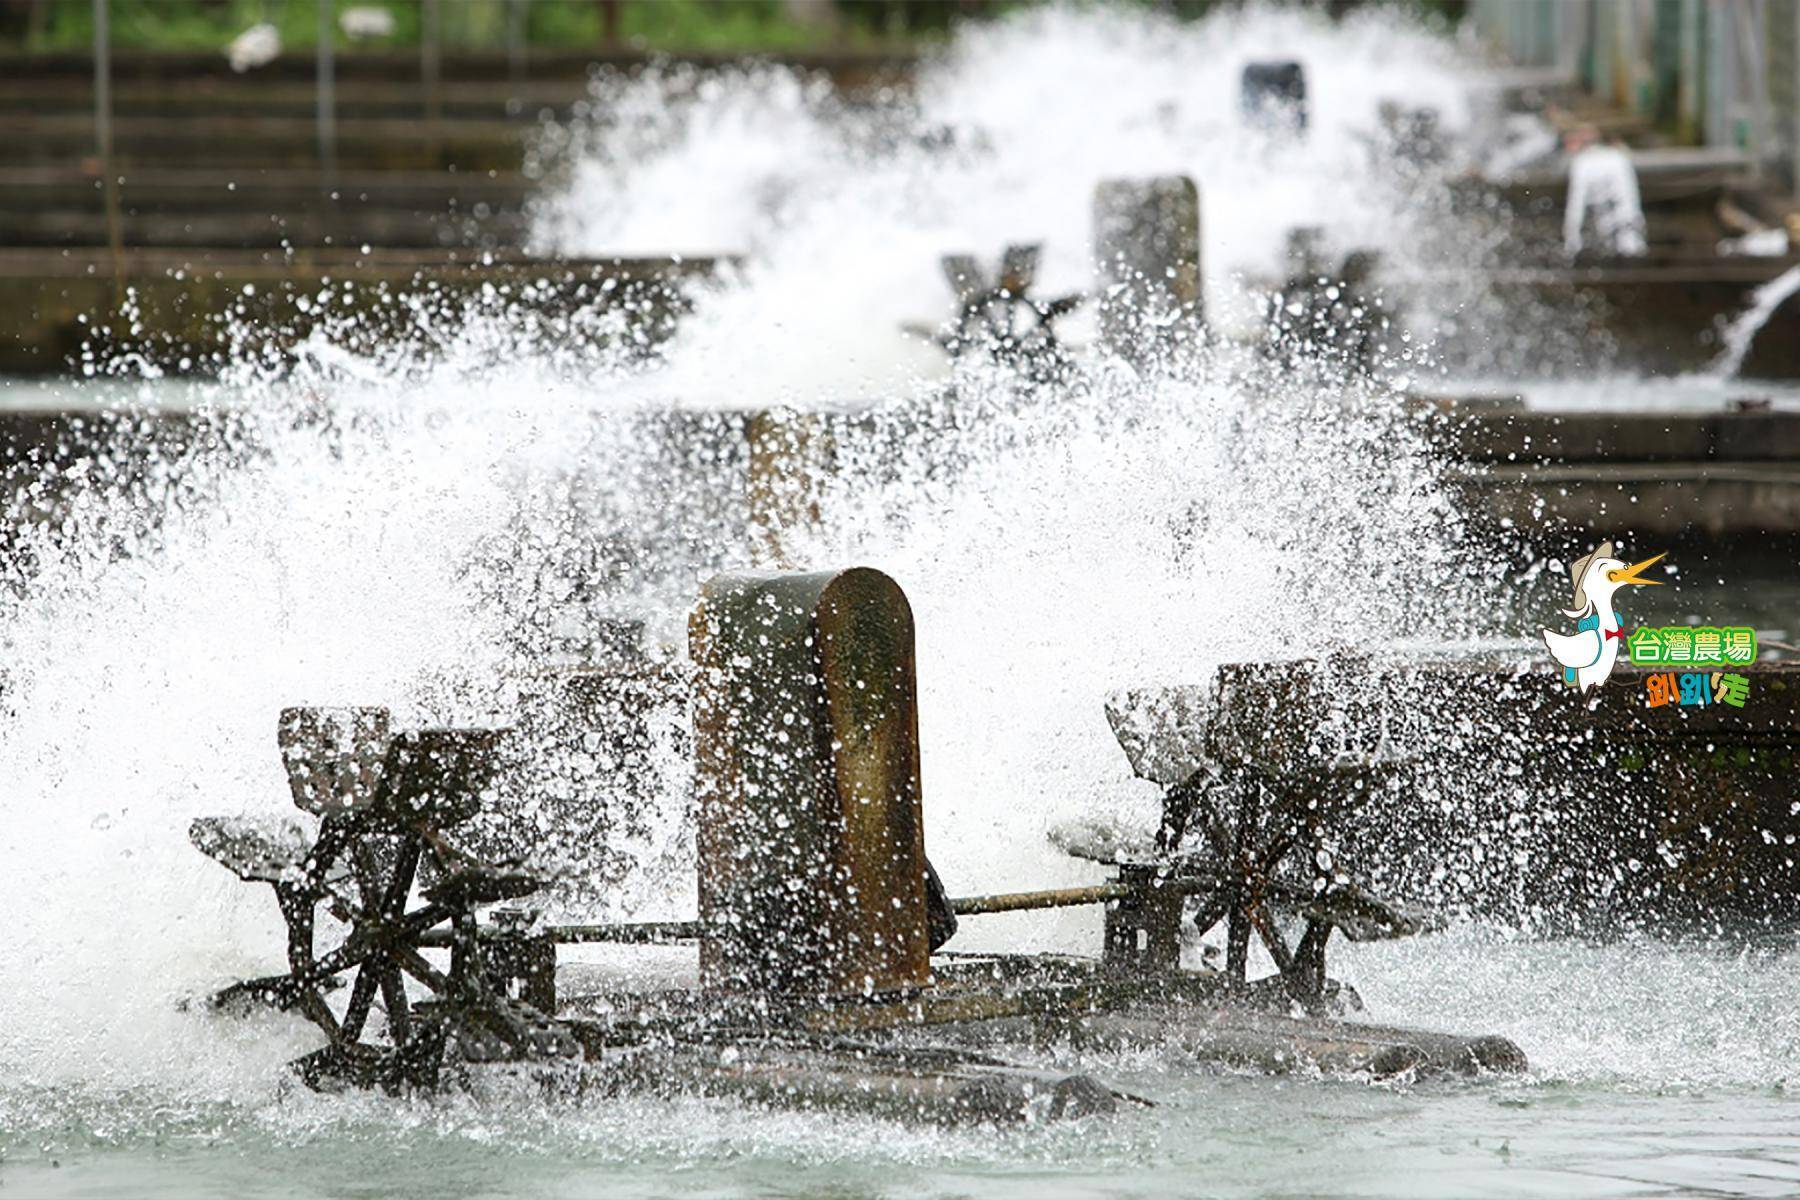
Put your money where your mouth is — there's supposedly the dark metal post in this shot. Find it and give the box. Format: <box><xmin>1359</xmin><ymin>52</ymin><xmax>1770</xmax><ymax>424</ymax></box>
<box><xmin>91</xmin><ymin>0</ymin><xmax>123</xmax><ymax>287</ymax></box>
<box><xmin>1092</xmin><ymin>176</ymin><xmax>1203</xmax><ymax>368</ymax></box>
<box><xmin>507</xmin><ymin>0</ymin><xmax>528</xmax><ymax>97</ymax></box>
<box><xmin>420</xmin><ymin>0</ymin><xmax>442</xmax><ymax>165</ymax></box>
<box><xmin>691</xmin><ymin>568</ymin><xmax>933</xmax><ymax>997</ymax></box>
<box><xmin>1101</xmin><ymin>865</ymin><xmax>1183</xmax><ymax>974</ymax></box>
<box><xmin>745</xmin><ymin>408</ymin><xmax>832</xmax><ymax>567</ymax></box>
<box><xmin>421</xmin><ymin>0</ymin><xmax>442</xmax><ymax>122</ymax></box>
<box><xmin>316</xmin><ymin>0</ymin><xmax>337</xmax><ymax>183</ymax></box>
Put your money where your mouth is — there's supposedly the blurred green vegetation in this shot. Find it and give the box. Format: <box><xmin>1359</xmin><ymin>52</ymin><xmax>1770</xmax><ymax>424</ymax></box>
<box><xmin>1</xmin><ymin>0</ymin><xmax>968</xmax><ymax>53</ymax></box>
<box><xmin>0</xmin><ymin>0</ymin><xmax>1466</xmax><ymax>54</ymax></box>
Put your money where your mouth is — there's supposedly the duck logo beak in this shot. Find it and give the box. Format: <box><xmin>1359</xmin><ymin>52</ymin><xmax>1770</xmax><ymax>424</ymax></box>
<box><xmin>1607</xmin><ymin>552</ymin><xmax>1667</xmax><ymax>587</ymax></box>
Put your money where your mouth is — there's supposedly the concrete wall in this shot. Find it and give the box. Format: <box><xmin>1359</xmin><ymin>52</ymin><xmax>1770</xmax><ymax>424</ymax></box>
<box><xmin>1767</xmin><ymin>0</ymin><xmax>1798</xmax><ymax>188</ymax></box>
<box><xmin>1470</xmin><ymin>0</ymin><xmax>1577</xmax><ymax>70</ymax></box>
<box><xmin>1470</xmin><ymin>0</ymin><xmax>1800</xmax><ymax>191</ymax></box>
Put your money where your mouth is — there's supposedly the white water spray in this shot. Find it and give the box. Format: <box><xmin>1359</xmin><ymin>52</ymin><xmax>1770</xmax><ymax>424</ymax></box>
<box><xmin>0</xmin><ymin>5</ymin><xmax>1732</xmax><ymax>1137</ymax></box>
<box><xmin>530</xmin><ymin>4</ymin><xmax>1478</xmax><ymax>406</ymax></box>
<box><xmin>1712</xmin><ymin>262</ymin><xmax>1800</xmax><ymax>380</ymax></box>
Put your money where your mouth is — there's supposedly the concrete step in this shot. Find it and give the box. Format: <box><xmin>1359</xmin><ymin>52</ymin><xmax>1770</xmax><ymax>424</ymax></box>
<box><xmin>1436</xmin><ymin>408</ymin><xmax>1800</xmax><ymax>463</ymax></box>
<box><xmin>0</xmin><ymin>48</ymin><xmax>914</xmax><ymax>89</ymax></box>
<box><xmin>1403</xmin><ymin>259</ymin><xmax>1800</xmax><ymax>375</ymax></box>
<box><xmin>0</xmin><ymin>208</ymin><xmax>525</xmax><ymax>249</ymax></box>
<box><xmin>1426</xmin><ymin>406</ymin><xmax>1800</xmax><ymax>542</ymax></box>
<box><xmin>0</xmin><ymin>113</ymin><xmax>529</xmax><ymax>171</ymax></box>
<box><xmin>1552</xmin><ymin>99</ymin><xmax>1655</xmax><ymax>143</ymax></box>
<box><xmin>1451</xmin><ymin>460</ymin><xmax>1800</xmax><ymax>541</ymax></box>
<box><xmin>0</xmin><ymin>248</ymin><xmax>723</xmax><ymax>374</ymax></box>
<box><xmin>0</xmin><ymin>166</ymin><xmax>533</xmax><ymax>215</ymax></box>
<box><xmin>1486</xmin><ymin>146</ymin><xmax>1756</xmax><ymax>205</ymax></box>
<box><xmin>0</xmin><ymin>78</ymin><xmax>593</xmax><ymax>121</ymax></box>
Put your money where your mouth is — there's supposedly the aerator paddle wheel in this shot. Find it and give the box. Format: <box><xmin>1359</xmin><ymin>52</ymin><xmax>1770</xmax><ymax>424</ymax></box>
<box><xmin>185</xmin><ymin>575</ymin><xmax>1525</xmax><ymax>1116</ymax></box>
<box><xmin>191</xmin><ymin>707</ymin><xmax>571</xmax><ymax>1093</ymax></box>
<box><xmin>906</xmin><ymin>244</ymin><xmax>1084</xmax><ymax>380</ymax></box>
<box><xmin>1097</xmin><ymin>659</ymin><xmax>1432</xmax><ymax>1012</ymax></box>
<box><xmin>1152</xmin><ymin>760</ymin><xmax>1422</xmax><ymax>1006</ymax></box>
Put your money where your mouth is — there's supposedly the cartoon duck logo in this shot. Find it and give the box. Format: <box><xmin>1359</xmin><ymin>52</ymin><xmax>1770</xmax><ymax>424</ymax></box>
<box><xmin>1540</xmin><ymin>541</ymin><xmax>1665</xmax><ymax>690</ymax></box>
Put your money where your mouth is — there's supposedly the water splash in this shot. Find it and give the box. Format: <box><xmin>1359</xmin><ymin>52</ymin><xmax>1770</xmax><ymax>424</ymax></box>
<box><xmin>1346</xmin><ymin>924</ymin><xmax>1800</xmax><ymax>1091</ymax></box>
<box><xmin>0</xmin><ymin>0</ymin><xmax>1733</xmax><ymax>1137</ymax></box>
<box><xmin>1711</xmin><ymin>262</ymin><xmax>1800</xmax><ymax>380</ymax></box>
<box><xmin>529</xmin><ymin>3</ymin><xmax>1481</xmax><ymax>406</ymax></box>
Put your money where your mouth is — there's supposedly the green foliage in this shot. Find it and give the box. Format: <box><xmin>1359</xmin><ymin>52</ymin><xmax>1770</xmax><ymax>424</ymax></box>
<box><xmin>4</xmin><ymin>0</ymin><xmax>1465</xmax><ymax>54</ymax></box>
<box><xmin>4</xmin><ymin>0</ymin><xmax>944</xmax><ymax>53</ymax></box>
<box><xmin>18</xmin><ymin>0</ymin><xmax>408</xmax><ymax>52</ymax></box>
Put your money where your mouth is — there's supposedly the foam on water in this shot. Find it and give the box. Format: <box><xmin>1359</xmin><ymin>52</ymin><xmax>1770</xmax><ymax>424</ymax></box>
<box><xmin>1342</xmin><ymin>928</ymin><xmax>1800</xmax><ymax>1091</ymax></box>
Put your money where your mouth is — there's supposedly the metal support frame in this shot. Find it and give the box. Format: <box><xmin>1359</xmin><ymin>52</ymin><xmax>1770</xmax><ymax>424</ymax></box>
<box><xmin>1101</xmin><ymin>865</ymin><xmax>1184</xmax><ymax>975</ymax></box>
<box><xmin>194</xmin><ymin>708</ymin><xmax>571</xmax><ymax>1092</ymax></box>
<box><xmin>909</xmin><ymin>244</ymin><xmax>1083</xmax><ymax>380</ymax></box>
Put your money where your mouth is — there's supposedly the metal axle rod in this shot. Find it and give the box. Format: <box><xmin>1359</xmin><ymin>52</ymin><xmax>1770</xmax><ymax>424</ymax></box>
<box><xmin>948</xmin><ymin>883</ymin><xmax>1135</xmax><ymax>916</ymax></box>
<box><xmin>437</xmin><ymin>879</ymin><xmax>1214</xmax><ymax>947</ymax></box>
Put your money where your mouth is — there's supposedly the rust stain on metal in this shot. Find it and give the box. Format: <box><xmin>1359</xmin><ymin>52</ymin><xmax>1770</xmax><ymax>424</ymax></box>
<box><xmin>691</xmin><ymin>567</ymin><xmax>930</xmax><ymax>997</ymax></box>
